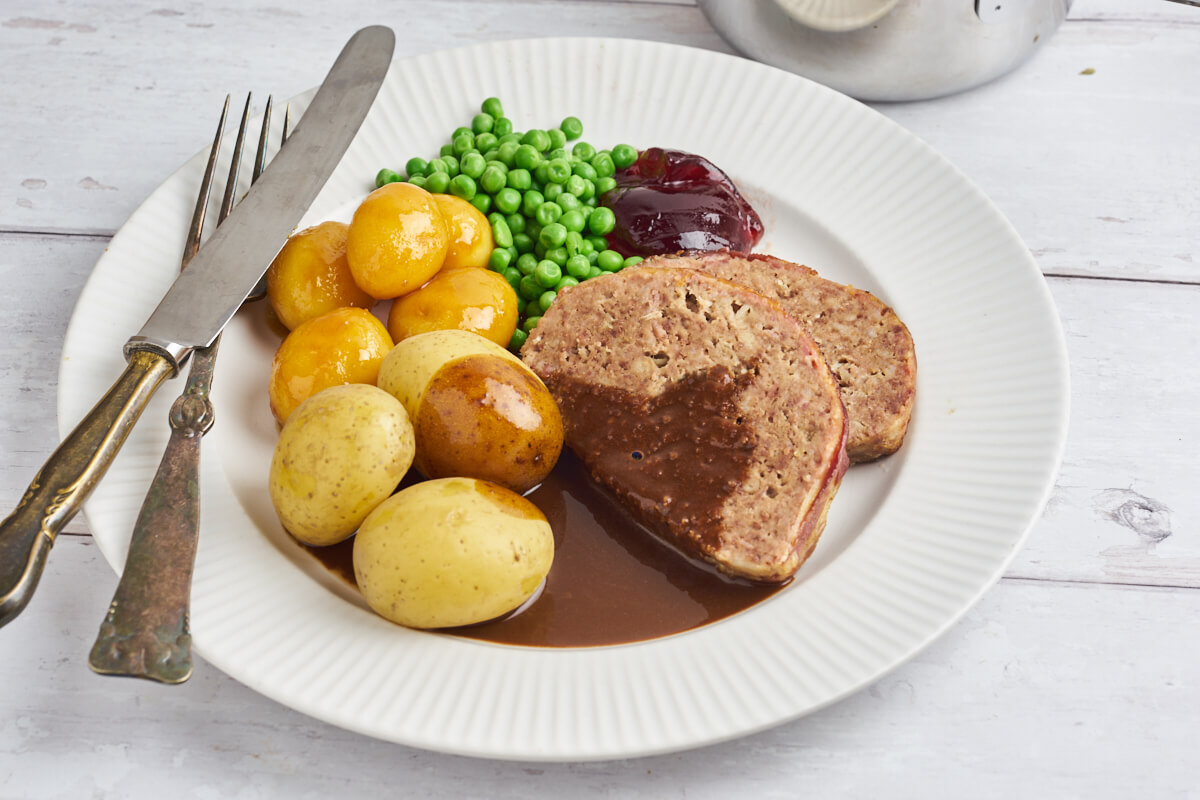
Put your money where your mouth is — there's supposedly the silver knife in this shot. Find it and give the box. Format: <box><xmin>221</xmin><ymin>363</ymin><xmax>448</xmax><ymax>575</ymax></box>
<box><xmin>0</xmin><ymin>24</ymin><xmax>395</xmax><ymax>628</ymax></box>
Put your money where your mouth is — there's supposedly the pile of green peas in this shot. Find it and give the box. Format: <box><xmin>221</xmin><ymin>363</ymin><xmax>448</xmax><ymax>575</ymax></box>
<box><xmin>374</xmin><ymin>98</ymin><xmax>644</xmax><ymax>351</ymax></box>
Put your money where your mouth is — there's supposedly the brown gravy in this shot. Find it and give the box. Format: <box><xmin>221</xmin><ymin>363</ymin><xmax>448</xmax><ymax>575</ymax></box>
<box><xmin>305</xmin><ymin>451</ymin><xmax>785</xmax><ymax>647</ymax></box>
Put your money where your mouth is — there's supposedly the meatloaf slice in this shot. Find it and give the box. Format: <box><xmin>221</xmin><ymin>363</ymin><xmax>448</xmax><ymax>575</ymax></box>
<box><xmin>521</xmin><ymin>266</ymin><xmax>848</xmax><ymax>583</ymax></box>
<box><xmin>650</xmin><ymin>251</ymin><xmax>916</xmax><ymax>463</ymax></box>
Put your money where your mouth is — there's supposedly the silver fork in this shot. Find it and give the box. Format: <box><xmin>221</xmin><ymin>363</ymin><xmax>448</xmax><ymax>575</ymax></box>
<box><xmin>87</xmin><ymin>94</ymin><xmax>289</xmax><ymax>683</ymax></box>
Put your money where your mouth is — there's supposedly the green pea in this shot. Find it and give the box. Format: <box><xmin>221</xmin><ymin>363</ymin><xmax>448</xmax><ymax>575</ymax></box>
<box><xmin>508</xmin><ymin>327</ymin><xmax>527</xmax><ymax>352</ymax></box>
<box><xmin>526</xmin><ymin>222</ymin><xmax>542</xmax><ymax>245</ymax></box>
<box><xmin>555</xmin><ymin>276</ymin><xmax>580</xmax><ymax>292</ymax></box>
<box><xmin>588</xmin><ymin>206</ymin><xmax>616</xmax><ymax>236</ymax></box>
<box><xmin>452</xmin><ymin>126</ymin><xmax>473</xmax><ymax>139</ymax></box>
<box><xmin>481</xmin><ymin>152</ymin><xmax>500</xmax><ymax>166</ymax></box>
<box><xmin>517</xmin><ymin>253</ymin><xmax>538</xmax><ymax>275</ymax></box>
<box><xmin>534</xmin><ymin>260</ymin><xmax>561</xmax><ymax>288</ymax></box>
<box><xmin>587</xmin><ymin>266</ymin><xmax>604</xmax><ymax>279</ymax></box>
<box><xmin>442</xmin><ymin>154</ymin><xmax>461</xmax><ymax>177</ymax></box>
<box><xmin>452</xmin><ymin>133</ymin><xmax>475</xmax><ymax>156</ymax></box>
<box><xmin>544</xmin><ymin>182</ymin><xmax>564</xmax><ymax>201</ymax></box>
<box><xmin>505</xmin><ymin>213</ymin><xmax>526</xmax><ymax>234</ymax></box>
<box><xmin>488</xmin><ymin>247</ymin><xmax>512</xmax><ymax>271</ymax></box>
<box><xmin>545</xmin><ymin>246</ymin><xmax>569</xmax><ymax>266</ymax></box>
<box><xmin>503</xmin><ymin>267</ymin><xmax>523</xmax><ymax>292</ymax></box>
<box><xmin>595</xmin><ymin>176</ymin><xmax>617</xmax><ymax>195</ymax></box>
<box><xmin>470</xmin><ymin>193</ymin><xmax>491</xmax><ymax>214</ymax></box>
<box><xmin>547</xmin><ymin>128</ymin><xmax>566</xmax><ymax>150</ymax></box>
<box><xmin>493</xmin><ymin>186</ymin><xmax>521</xmax><ymax>214</ymax></box>
<box><xmin>546</xmin><ymin>158</ymin><xmax>571</xmax><ymax>184</ymax></box>
<box><xmin>439</xmin><ymin>143</ymin><xmax>455</xmax><ymax>158</ymax></box>
<box><xmin>492</xmin><ymin>216</ymin><xmax>514</xmax><ymax>248</ymax></box>
<box><xmin>572</xmin><ymin>141</ymin><xmax>597</xmax><ymax>161</ymax></box>
<box><xmin>424</xmin><ymin>171</ymin><xmax>451</xmax><ymax>194</ymax></box>
<box><xmin>448</xmin><ymin>174</ymin><xmax>477</xmax><ymax>200</ymax></box>
<box><xmin>547</xmin><ymin>147</ymin><xmax>568</xmax><ymax>162</ymax></box>
<box><xmin>482</xmin><ymin>97</ymin><xmax>504</xmax><ymax>118</ymax></box>
<box><xmin>523</xmin><ymin>316</ymin><xmax>541</xmax><ymax>333</ymax></box>
<box><xmin>472</xmin><ymin>113</ymin><xmax>494</xmax><ymax>134</ymax></box>
<box><xmin>623</xmin><ymin>255</ymin><xmax>644</xmax><ymax>268</ymax></box>
<box><xmin>496</xmin><ymin>141</ymin><xmax>520</xmax><ymax>167</ymax></box>
<box><xmin>535</xmin><ymin>201</ymin><xmax>563</xmax><ymax>227</ymax></box>
<box><xmin>407</xmin><ymin>175</ymin><xmax>427</xmax><ymax>188</ymax></box>
<box><xmin>579</xmin><ymin>238</ymin><xmax>594</xmax><ymax>255</ymax></box>
<box><xmin>560</xmin><ymin>209</ymin><xmax>585</xmax><ymax>233</ymax></box>
<box><xmin>565</xmin><ymin>175</ymin><xmax>587</xmax><ymax>198</ymax></box>
<box><xmin>513</xmin><ymin>232</ymin><xmax>534</xmax><ymax>254</ymax></box>
<box><xmin>522</xmin><ymin>190</ymin><xmax>545</xmax><ymax>217</ymax></box>
<box><xmin>497</xmin><ymin>130</ymin><xmax>519</xmax><ymax>144</ymax></box>
<box><xmin>375</xmin><ymin>168</ymin><xmax>401</xmax><ymax>187</ymax></box>
<box><xmin>506</xmin><ymin>245</ymin><xmax>519</xmax><ymax>262</ymax></box>
<box><xmin>565</xmin><ymin>230</ymin><xmax>584</xmax><ymax>254</ymax></box>
<box><xmin>525</xmin><ymin>298</ymin><xmax>543</xmax><ymax>317</ymax></box>
<box><xmin>587</xmin><ymin>250</ymin><xmax>599</xmax><ymax>265</ymax></box>
<box><xmin>538</xmin><ymin>222</ymin><xmax>568</xmax><ymax>249</ymax></box>
<box><xmin>479</xmin><ymin>165</ymin><xmax>507</xmax><ymax>195</ymax></box>
<box><xmin>403</xmin><ymin>157</ymin><xmax>428</xmax><ymax>178</ymax></box>
<box><xmin>514</xmin><ymin>144</ymin><xmax>542</xmax><ymax>171</ymax></box>
<box><xmin>485</xmin><ymin>159</ymin><xmax>507</xmax><ymax>174</ymax></box>
<box><xmin>572</xmin><ymin>161</ymin><xmax>598</xmax><ymax>181</ymax></box>
<box><xmin>460</xmin><ymin>152</ymin><xmax>487</xmax><ymax>180</ymax></box>
<box><xmin>561</xmin><ymin>116</ymin><xmax>583</xmax><ymax>140</ymax></box>
<box><xmin>588</xmin><ymin>235</ymin><xmax>609</xmax><ymax>251</ymax></box>
<box><xmin>427</xmin><ymin>157</ymin><xmax>448</xmax><ymax>174</ymax></box>
<box><xmin>612</xmin><ymin>144</ymin><xmax>638</xmax><ymax>169</ymax></box>
<box><xmin>506</xmin><ymin>168</ymin><xmax>532</xmax><ymax>191</ymax></box>
<box><xmin>561</xmin><ymin>193</ymin><xmax>585</xmax><ymax>212</ymax></box>
<box><xmin>535</xmin><ymin>290</ymin><xmax>554</xmax><ymax>313</ymax></box>
<box><xmin>565</xmin><ymin>254</ymin><xmax>591</xmax><ymax>279</ymax></box>
<box><xmin>519</xmin><ymin>275</ymin><xmax>543</xmax><ymax>301</ymax></box>
<box><xmin>598</xmin><ymin>249</ymin><xmax>624</xmax><ymax>272</ymax></box>
<box><xmin>521</xmin><ymin>129</ymin><xmax>551</xmax><ymax>152</ymax></box>
<box><xmin>591</xmin><ymin>152</ymin><xmax>615</xmax><ymax>178</ymax></box>
<box><xmin>533</xmin><ymin>163</ymin><xmax>550</xmax><ymax>185</ymax></box>
<box><xmin>475</xmin><ymin>132</ymin><xmax>499</xmax><ymax>153</ymax></box>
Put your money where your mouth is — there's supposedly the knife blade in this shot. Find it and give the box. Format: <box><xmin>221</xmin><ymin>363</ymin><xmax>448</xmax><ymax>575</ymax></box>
<box><xmin>0</xmin><ymin>24</ymin><xmax>395</xmax><ymax>628</ymax></box>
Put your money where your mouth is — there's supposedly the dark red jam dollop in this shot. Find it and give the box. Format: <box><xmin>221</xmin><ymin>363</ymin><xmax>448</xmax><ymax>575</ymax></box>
<box><xmin>601</xmin><ymin>148</ymin><xmax>764</xmax><ymax>258</ymax></box>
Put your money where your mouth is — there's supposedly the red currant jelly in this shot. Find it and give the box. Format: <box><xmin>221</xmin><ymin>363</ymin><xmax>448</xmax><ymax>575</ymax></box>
<box><xmin>601</xmin><ymin>148</ymin><xmax>764</xmax><ymax>258</ymax></box>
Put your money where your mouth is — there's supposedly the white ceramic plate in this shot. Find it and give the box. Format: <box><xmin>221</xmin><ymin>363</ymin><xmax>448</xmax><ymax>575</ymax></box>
<box><xmin>59</xmin><ymin>38</ymin><xmax>1068</xmax><ymax>761</ymax></box>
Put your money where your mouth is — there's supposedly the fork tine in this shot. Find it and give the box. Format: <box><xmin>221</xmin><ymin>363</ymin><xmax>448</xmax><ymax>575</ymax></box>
<box><xmin>252</xmin><ymin>95</ymin><xmax>273</xmax><ymax>184</ymax></box>
<box><xmin>182</xmin><ymin>95</ymin><xmax>230</xmax><ymax>268</ymax></box>
<box><xmin>219</xmin><ymin>92</ymin><xmax>252</xmax><ymax>224</ymax></box>
<box><xmin>282</xmin><ymin>103</ymin><xmax>292</xmax><ymax>143</ymax></box>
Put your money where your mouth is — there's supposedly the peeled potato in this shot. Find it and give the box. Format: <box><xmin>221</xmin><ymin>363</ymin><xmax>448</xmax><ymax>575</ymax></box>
<box><xmin>432</xmin><ymin>194</ymin><xmax>494</xmax><ymax>270</ymax></box>
<box><xmin>353</xmin><ymin>477</ymin><xmax>553</xmax><ymax>629</ymax></box>
<box><xmin>269</xmin><ymin>384</ymin><xmax>414</xmax><ymax>546</ymax></box>
<box><xmin>377</xmin><ymin>330</ymin><xmax>562</xmax><ymax>493</ymax></box>
<box><xmin>346</xmin><ymin>182</ymin><xmax>449</xmax><ymax>299</ymax></box>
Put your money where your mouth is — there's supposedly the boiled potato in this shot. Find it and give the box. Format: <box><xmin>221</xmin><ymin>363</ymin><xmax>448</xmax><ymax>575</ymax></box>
<box><xmin>353</xmin><ymin>477</ymin><xmax>553</xmax><ymax>628</ymax></box>
<box><xmin>377</xmin><ymin>330</ymin><xmax>562</xmax><ymax>493</ymax></box>
<box><xmin>432</xmin><ymin>194</ymin><xmax>493</xmax><ymax>270</ymax></box>
<box><xmin>346</xmin><ymin>182</ymin><xmax>448</xmax><ymax>299</ymax></box>
<box><xmin>269</xmin><ymin>384</ymin><xmax>415</xmax><ymax>546</ymax></box>
<box><xmin>268</xmin><ymin>306</ymin><xmax>393</xmax><ymax>423</ymax></box>
<box><xmin>265</xmin><ymin>220</ymin><xmax>374</xmax><ymax>331</ymax></box>
<box><xmin>386</xmin><ymin>264</ymin><xmax>519</xmax><ymax>347</ymax></box>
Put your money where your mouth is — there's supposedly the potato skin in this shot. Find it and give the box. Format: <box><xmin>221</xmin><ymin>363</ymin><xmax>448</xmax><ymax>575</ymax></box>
<box><xmin>376</xmin><ymin>330</ymin><xmax>562</xmax><ymax>493</ymax></box>
<box><xmin>416</xmin><ymin>354</ymin><xmax>562</xmax><ymax>493</ymax></box>
<box><xmin>353</xmin><ymin>477</ymin><xmax>553</xmax><ymax>629</ymax></box>
<box><xmin>269</xmin><ymin>384</ymin><xmax>414</xmax><ymax>546</ymax></box>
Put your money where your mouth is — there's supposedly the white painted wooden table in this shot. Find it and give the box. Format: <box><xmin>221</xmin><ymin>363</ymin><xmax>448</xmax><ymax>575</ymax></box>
<box><xmin>2</xmin><ymin>0</ymin><xmax>1197</xmax><ymax>796</ymax></box>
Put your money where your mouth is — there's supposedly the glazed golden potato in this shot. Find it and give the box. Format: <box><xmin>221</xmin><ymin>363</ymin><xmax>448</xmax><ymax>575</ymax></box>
<box><xmin>377</xmin><ymin>330</ymin><xmax>562</xmax><ymax>493</ymax></box>
<box><xmin>386</xmin><ymin>264</ymin><xmax>519</xmax><ymax>347</ymax></box>
<box><xmin>432</xmin><ymin>194</ymin><xmax>494</xmax><ymax>270</ymax></box>
<box><xmin>269</xmin><ymin>384</ymin><xmax>415</xmax><ymax>547</ymax></box>
<box><xmin>346</xmin><ymin>182</ymin><xmax>449</xmax><ymax>299</ymax></box>
<box><xmin>353</xmin><ymin>477</ymin><xmax>553</xmax><ymax>628</ymax></box>
<box><xmin>268</xmin><ymin>307</ymin><xmax>393</xmax><ymax>423</ymax></box>
<box><xmin>265</xmin><ymin>220</ymin><xmax>374</xmax><ymax>331</ymax></box>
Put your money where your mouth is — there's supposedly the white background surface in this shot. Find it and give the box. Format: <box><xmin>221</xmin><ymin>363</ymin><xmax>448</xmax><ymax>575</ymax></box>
<box><xmin>0</xmin><ymin>0</ymin><xmax>1197</xmax><ymax>796</ymax></box>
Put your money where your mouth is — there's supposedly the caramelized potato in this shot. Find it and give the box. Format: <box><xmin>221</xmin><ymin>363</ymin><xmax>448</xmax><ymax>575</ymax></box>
<box><xmin>386</xmin><ymin>264</ymin><xmax>519</xmax><ymax>347</ymax></box>
<box><xmin>377</xmin><ymin>330</ymin><xmax>562</xmax><ymax>493</ymax></box>
<box><xmin>268</xmin><ymin>307</ymin><xmax>393</xmax><ymax>423</ymax></box>
<box><xmin>346</xmin><ymin>182</ymin><xmax>449</xmax><ymax>299</ymax></box>
<box><xmin>353</xmin><ymin>477</ymin><xmax>553</xmax><ymax>628</ymax></box>
<box><xmin>432</xmin><ymin>194</ymin><xmax>494</xmax><ymax>270</ymax></box>
<box><xmin>265</xmin><ymin>221</ymin><xmax>374</xmax><ymax>331</ymax></box>
<box><xmin>270</xmin><ymin>384</ymin><xmax>414</xmax><ymax>546</ymax></box>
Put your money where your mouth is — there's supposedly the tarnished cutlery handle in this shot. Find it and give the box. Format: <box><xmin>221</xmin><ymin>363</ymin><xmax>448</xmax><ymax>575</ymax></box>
<box><xmin>88</xmin><ymin>341</ymin><xmax>219</xmax><ymax>683</ymax></box>
<box><xmin>0</xmin><ymin>350</ymin><xmax>175</xmax><ymax>627</ymax></box>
